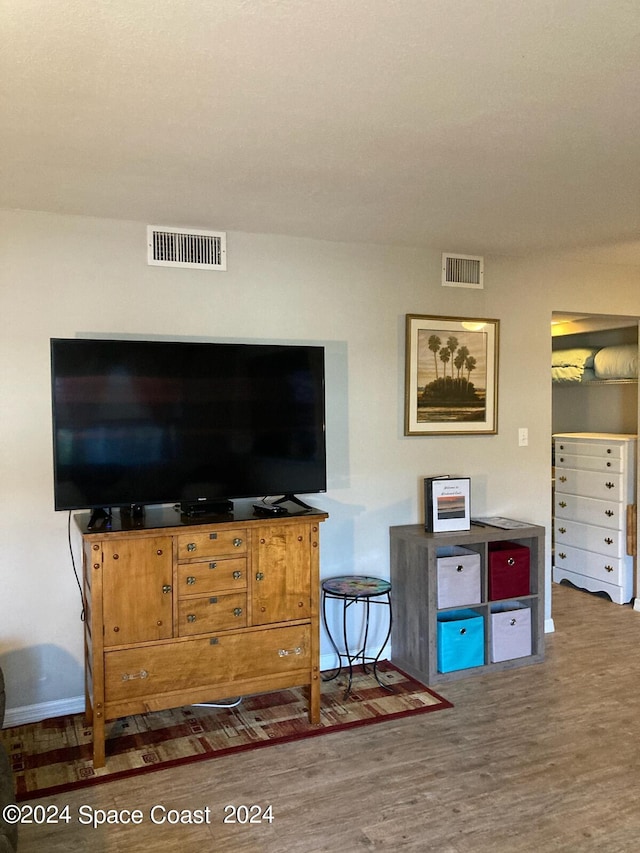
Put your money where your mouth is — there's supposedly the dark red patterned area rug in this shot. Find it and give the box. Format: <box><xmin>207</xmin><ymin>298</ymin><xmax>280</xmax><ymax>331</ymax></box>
<box><xmin>1</xmin><ymin>662</ymin><xmax>452</xmax><ymax>801</ymax></box>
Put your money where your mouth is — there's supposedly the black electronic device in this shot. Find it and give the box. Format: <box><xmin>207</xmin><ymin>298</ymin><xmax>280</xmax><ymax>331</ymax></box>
<box><xmin>50</xmin><ymin>338</ymin><xmax>327</xmax><ymax>513</ymax></box>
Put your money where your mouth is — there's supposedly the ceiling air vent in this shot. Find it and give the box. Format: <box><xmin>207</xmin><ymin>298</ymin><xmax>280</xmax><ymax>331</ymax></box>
<box><xmin>147</xmin><ymin>226</ymin><xmax>227</xmax><ymax>270</ymax></box>
<box><xmin>442</xmin><ymin>253</ymin><xmax>484</xmax><ymax>289</ymax></box>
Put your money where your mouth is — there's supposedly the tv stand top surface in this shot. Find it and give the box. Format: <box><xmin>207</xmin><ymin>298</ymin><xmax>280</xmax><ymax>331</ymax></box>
<box><xmin>76</xmin><ymin>501</ymin><xmax>328</xmax><ymax>536</ymax></box>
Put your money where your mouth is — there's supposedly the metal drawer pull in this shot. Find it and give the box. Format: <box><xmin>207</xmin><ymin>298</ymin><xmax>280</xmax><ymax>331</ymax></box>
<box><xmin>256</xmin><ymin>572</ymin><xmax>264</xmax><ymax>581</ymax></box>
<box><xmin>233</xmin><ymin>538</ymin><xmax>243</xmax><ymax>547</ymax></box>
<box><xmin>233</xmin><ymin>607</ymin><xmax>243</xmax><ymax>617</ymax></box>
<box><xmin>187</xmin><ymin>614</ymin><xmax>197</xmax><ymax>623</ymax></box>
<box><xmin>605</xmin><ymin>482</ymin><xmax>615</xmax><ymax>489</ymax></box>
<box><xmin>459</xmin><ymin>628</ymin><xmax>466</xmax><ymax>635</ymax></box>
<box><xmin>559</xmin><ymin>501</ymin><xmax>567</xmax><ymax>508</ymax></box>
<box><xmin>278</xmin><ymin>647</ymin><xmax>302</xmax><ymax>657</ymax></box>
<box><xmin>162</xmin><ymin>584</ymin><xmax>172</xmax><ymax>594</ymax></box>
<box><xmin>122</xmin><ymin>670</ymin><xmax>148</xmax><ymax>681</ymax></box>
<box><xmin>559</xmin><ymin>457</ymin><xmax>564</xmax><ymax>462</ymax></box>
<box><xmin>209</xmin><ymin>562</ymin><xmax>218</xmax><ymax>570</ymax></box>
<box><xmin>559</xmin><ymin>476</ymin><xmax>567</xmax><ymax>483</ymax></box>
<box><xmin>456</xmin><ymin>564</ymin><xmax>464</xmax><ymax>572</ymax></box>
<box><xmin>187</xmin><ymin>543</ymin><xmax>197</xmax><ymax>552</ymax></box>
<box><xmin>209</xmin><ymin>597</ymin><xmax>218</xmax><ymax>604</ymax></box>
<box><xmin>604</xmin><ymin>537</ymin><xmax>614</xmax><ymax>545</ymax></box>
<box><xmin>558</xmin><ymin>527</ymin><xmax>566</xmax><ymax>534</ymax></box>
<box><xmin>209</xmin><ymin>533</ymin><xmax>218</xmax><ymax>540</ymax></box>
<box><xmin>605</xmin><ymin>565</ymin><xmax>614</xmax><ymax>573</ymax></box>
<box><xmin>186</xmin><ymin>576</ymin><xmax>196</xmax><ymax>585</ymax></box>
<box><xmin>507</xmin><ymin>557</ymin><xmax>515</xmax><ymax>566</ymax></box>
<box><xmin>233</xmin><ymin>571</ymin><xmax>242</xmax><ymax>580</ymax></box>
<box><xmin>559</xmin><ymin>552</ymin><xmax>567</xmax><ymax>560</ymax></box>
<box><xmin>605</xmin><ymin>510</ymin><xmax>614</xmax><ymax>517</ymax></box>
<box><xmin>510</xmin><ymin>618</ymin><xmax>517</xmax><ymax>626</ymax></box>
<box><xmin>606</xmin><ymin>462</ymin><xmax>611</xmax><ymax>467</ymax></box>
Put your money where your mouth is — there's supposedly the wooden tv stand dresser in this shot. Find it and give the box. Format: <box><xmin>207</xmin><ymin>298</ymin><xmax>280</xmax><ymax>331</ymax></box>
<box><xmin>78</xmin><ymin>505</ymin><xmax>327</xmax><ymax>767</ymax></box>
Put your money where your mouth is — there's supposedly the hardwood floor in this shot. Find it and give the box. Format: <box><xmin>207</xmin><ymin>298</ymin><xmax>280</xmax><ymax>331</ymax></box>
<box><xmin>14</xmin><ymin>581</ymin><xmax>640</xmax><ymax>852</ymax></box>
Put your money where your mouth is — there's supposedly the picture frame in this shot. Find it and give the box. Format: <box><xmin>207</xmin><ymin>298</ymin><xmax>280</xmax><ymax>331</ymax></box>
<box><xmin>424</xmin><ymin>476</ymin><xmax>471</xmax><ymax>532</ymax></box>
<box><xmin>405</xmin><ymin>314</ymin><xmax>499</xmax><ymax>435</ymax></box>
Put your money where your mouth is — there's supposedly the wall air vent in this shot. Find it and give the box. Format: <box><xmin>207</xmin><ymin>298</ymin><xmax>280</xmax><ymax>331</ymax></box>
<box><xmin>442</xmin><ymin>253</ymin><xmax>484</xmax><ymax>289</ymax></box>
<box><xmin>147</xmin><ymin>226</ymin><xmax>227</xmax><ymax>270</ymax></box>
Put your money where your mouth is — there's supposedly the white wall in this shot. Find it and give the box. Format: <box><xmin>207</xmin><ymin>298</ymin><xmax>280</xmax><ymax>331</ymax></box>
<box><xmin>1</xmin><ymin>208</ymin><xmax>639</xmax><ymax>717</ymax></box>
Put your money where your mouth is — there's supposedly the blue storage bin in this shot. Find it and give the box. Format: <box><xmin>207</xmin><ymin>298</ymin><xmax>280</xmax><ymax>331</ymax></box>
<box><xmin>437</xmin><ymin>608</ymin><xmax>485</xmax><ymax>673</ymax></box>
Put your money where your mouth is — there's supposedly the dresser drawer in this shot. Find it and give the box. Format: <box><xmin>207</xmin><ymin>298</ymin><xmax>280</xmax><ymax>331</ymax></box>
<box><xmin>555</xmin><ymin>468</ymin><xmax>623</xmax><ymax>501</ymax></box>
<box><xmin>178</xmin><ymin>592</ymin><xmax>248</xmax><ymax>635</ymax></box>
<box><xmin>555</xmin><ymin>439</ymin><xmax>624</xmax><ymax>459</ymax></box>
<box><xmin>554</xmin><ymin>544</ymin><xmax>625</xmax><ymax>585</ymax></box>
<box><xmin>105</xmin><ymin>624</ymin><xmax>311</xmax><ymax>701</ymax></box>
<box><xmin>554</xmin><ymin>493</ymin><xmax>622</xmax><ymax>530</ymax></box>
<box><xmin>177</xmin><ymin>558</ymin><xmax>247</xmax><ymax>594</ymax></box>
<box><xmin>555</xmin><ymin>519</ymin><xmax>625</xmax><ymax>559</ymax></box>
<box><xmin>177</xmin><ymin>528</ymin><xmax>248</xmax><ymax>560</ymax></box>
<box><xmin>554</xmin><ymin>452</ymin><xmax>623</xmax><ymax>474</ymax></box>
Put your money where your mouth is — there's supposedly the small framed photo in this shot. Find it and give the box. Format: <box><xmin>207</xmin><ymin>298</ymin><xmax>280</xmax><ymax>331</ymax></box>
<box><xmin>425</xmin><ymin>476</ymin><xmax>471</xmax><ymax>533</ymax></box>
<box><xmin>405</xmin><ymin>314</ymin><xmax>499</xmax><ymax>435</ymax></box>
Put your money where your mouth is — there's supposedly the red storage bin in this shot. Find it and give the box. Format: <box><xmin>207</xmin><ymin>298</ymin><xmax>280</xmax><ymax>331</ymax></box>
<box><xmin>488</xmin><ymin>541</ymin><xmax>530</xmax><ymax>600</ymax></box>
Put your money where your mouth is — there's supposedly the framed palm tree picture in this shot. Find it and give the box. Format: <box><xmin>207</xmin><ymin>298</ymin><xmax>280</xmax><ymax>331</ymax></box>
<box><xmin>404</xmin><ymin>314</ymin><xmax>499</xmax><ymax>435</ymax></box>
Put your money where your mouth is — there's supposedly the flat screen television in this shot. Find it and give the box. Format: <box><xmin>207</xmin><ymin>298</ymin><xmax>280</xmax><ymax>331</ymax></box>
<box><xmin>50</xmin><ymin>338</ymin><xmax>326</xmax><ymax>516</ymax></box>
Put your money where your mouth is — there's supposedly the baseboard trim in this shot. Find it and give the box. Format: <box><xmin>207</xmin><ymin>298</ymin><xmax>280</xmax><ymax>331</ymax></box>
<box><xmin>4</xmin><ymin>695</ymin><xmax>85</xmax><ymax>728</ymax></box>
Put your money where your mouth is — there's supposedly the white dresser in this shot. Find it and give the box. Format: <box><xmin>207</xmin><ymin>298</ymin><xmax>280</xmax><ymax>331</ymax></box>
<box><xmin>553</xmin><ymin>432</ymin><xmax>637</xmax><ymax>605</ymax></box>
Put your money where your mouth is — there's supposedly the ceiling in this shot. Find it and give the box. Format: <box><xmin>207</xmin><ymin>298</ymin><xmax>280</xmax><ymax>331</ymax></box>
<box><xmin>2</xmin><ymin>0</ymin><xmax>640</xmax><ymax>260</ymax></box>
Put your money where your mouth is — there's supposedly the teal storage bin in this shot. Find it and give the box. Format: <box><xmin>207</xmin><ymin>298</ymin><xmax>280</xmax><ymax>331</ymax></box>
<box><xmin>437</xmin><ymin>608</ymin><xmax>485</xmax><ymax>673</ymax></box>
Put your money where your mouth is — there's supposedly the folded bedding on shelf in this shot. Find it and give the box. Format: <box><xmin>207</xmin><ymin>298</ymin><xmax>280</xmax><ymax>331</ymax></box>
<box><xmin>552</xmin><ymin>347</ymin><xmax>599</xmax><ymax>383</ymax></box>
<box><xmin>593</xmin><ymin>344</ymin><xmax>638</xmax><ymax>379</ymax></box>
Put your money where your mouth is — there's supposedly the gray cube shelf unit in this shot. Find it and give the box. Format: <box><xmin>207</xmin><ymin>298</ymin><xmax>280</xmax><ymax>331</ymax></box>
<box><xmin>389</xmin><ymin>522</ymin><xmax>545</xmax><ymax>685</ymax></box>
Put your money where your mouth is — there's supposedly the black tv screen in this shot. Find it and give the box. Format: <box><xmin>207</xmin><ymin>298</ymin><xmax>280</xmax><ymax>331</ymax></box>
<box><xmin>50</xmin><ymin>338</ymin><xmax>327</xmax><ymax>511</ymax></box>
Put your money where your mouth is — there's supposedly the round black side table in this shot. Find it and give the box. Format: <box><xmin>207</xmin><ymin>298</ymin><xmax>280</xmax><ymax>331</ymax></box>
<box><xmin>321</xmin><ymin>575</ymin><xmax>393</xmax><ymax>697</ymax></box>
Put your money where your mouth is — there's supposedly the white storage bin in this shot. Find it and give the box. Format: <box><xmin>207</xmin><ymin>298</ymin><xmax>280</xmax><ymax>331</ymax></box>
<box><xmin>436</xmin><ymin>546</ymin><xmax>481</xmax><ymax>608</ymax></box>
<box><xmin>490</xmin><ymin>602</ymin><xmax>531</xmax><ymax>662</ymax></box>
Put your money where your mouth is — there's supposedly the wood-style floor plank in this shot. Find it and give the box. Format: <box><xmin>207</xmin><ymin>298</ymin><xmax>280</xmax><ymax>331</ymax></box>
<box><xmin>12</xmin><ymin>582</ymin><xmax>640</xmax><ymax>852</ymax></box>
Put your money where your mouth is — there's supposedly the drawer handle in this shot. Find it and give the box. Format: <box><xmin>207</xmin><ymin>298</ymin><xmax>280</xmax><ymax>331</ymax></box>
<box><xmin>507</xmin><ymin>557</ymin><xmax>515</xmax><ymax>566</ymax></box>
<box><xmin>209</xmin><ymin>533</ymin><xmax>218</xmax><ymax>540</ymax></box>
<box><xmin>559</xmin><ymin>457</ymin><xmax>564</xmax><ymax>462</ymax></box>
<box><xmin>278</xmin><ymin>647</ymin><xmax>302</xmax><ymax>657</ymax></box>
<box><xmin>162</xmin><ymin>584</ymin><xmax>172</xmax><ymax>594</ymax></box>
<box><xmin>604</xmin><ymin>537</ymin><xmax>614</xmax><ymax>545</ymax></box>
<box><xmin>605</xmin><ymin>565</ymin><xmax>614</xmax><ymax>573</ymax></box>
<box><xmin>559</xmin><ymin>501</ymin><xmax>567</xmax><ymax>508</ymax></box>
<box><xmin>122</xmin><ymin>670</ymin><xmax>148</xmax><ymax>681</ymax></box>
<box><xmin>233</xmin><ymin>571</ymin><xmax>242</xmax><ymax>580</ymax></box>
<box><xmin>606</xmin><ymin>462</ymin><xmax>611</xmax><ymax>467</ymax></box>
<box><xmin>187</xmin><ymin>543</ymin><xmax>197</xmax><ymax>552</ymax></box>
<box><xmin>559</xmin><ymin>552</ymin><xmax>567</xmax><ymax>560</ymax></box>
<box><xmin>209</xmin><ymin>562</ymin><xmax>218</xmax><ymax>570</ymax></box>
<box><xmin>459</xmin><ymin>628</ymin><xmax>466</xmax><ymax>635</ymax></box>
<box><xmin>510</xmin><ymin>618</ymin><xmax>517</xmax><ymax>626</ymax></box>
<box><xmin>233</xmin><ymin>538</ymin><xmax>243</xmax><ymax>548</ymax></box>
<box><xmin>606</xmin><ymin>482</ymin><xmax>615</xmax><ymax>489</ymax></box>
<box><xmin>256</xmin><ymin>572</ymin><xmax>265</xmax><ymax>581</ymax></box>
<box><xmin>607</xmin><ymin>448</ymin><xmax>612</xmax><ymax>454</ymax></box>
<box><xmin>605</xmin><ymin>510</ymin><xmax>614</xmax><ymax>517</ymax></box>
<box><xmin>558</xmin><ymin>527</ymin><xmax>566</xmax><ymax>534</ymax></box>
<box><xmin>187</xmin><ymin>614</ymin><xmax>197</xmax><ymax>623</ymax></box>
<box><xmin>456</xmin><ymin>564</ymin><xmax>464</xmax><ymax>572</ymax></box>
<box><xmin>209</xmin><ymin>597</ymin><xmax>218</xmax><ymax>604</ymax></box>
<box><xmin>186</xmin><ymin>576</ymin><xmax>196</xmax><ymax>585</ymax></box>
<box><xmin>559</xmin><ymin>476</ymin><xmax>567</xmax><ymax>483</ymax></box>
<box><xmin>233</xmin><ymin>607</ymin><xmax>243</xmax><ymax>617</ymax></box>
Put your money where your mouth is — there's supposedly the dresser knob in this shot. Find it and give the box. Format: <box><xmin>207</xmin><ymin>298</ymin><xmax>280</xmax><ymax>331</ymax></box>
<box><xmin>233</xmin><ymin>608</ymin><xmax>243</xmax><ymax>617</ymax></box>
<box><xmin>559</xmin><ymin>501</ymin><xmax>567</xmax><ymax>508</ymax></box>
<box><xmin>187</xmin><ymin>543</ymin><xmax>197</xmax><ymax>552</ymax></box>
<box><xmin>605</xmin><ymin>565</ymin><xmax>614</xmax><ymax>573</ymax></box>
<box><xmin>604</xmin><ymin>537</ymin><xmax>614</xmax><ymax>545</ymax></box>
<box><xmin>605</xmin><ymin>482</ymin><xmax>615</xmax><ymax>489</ymax></box>
<box><xmin>605</xmin><ymin>510</ymin><xmax>614</xmax><ymax>517</ymax></box>
<box><xmin>559</xmin><ymin>476</ymin><xmax>567</xmax><ymax>483</ymax></box>
<box><xmin>558</xmin><ymin>527</ymin><xmax>566</xmax><ymax>534</ymax></box>
<box><xmin>256</xmin><ymin>572</ymin><xmax>264</xmax><ymax>581</ymax></box>
<box><xmin>559</xmin><ymin>552</ymin><xmax>567</xmax><ymax>560</ymax></box>
<box><xmin>233</xmin><ymin>571</ymin><xmax>242</xmax><ymax>580</ymax></box>
<box><xmin>186</xmin><ymin>576</ymin><xmax>196</xmax><ymax>585</ymax></box>
<box><xmin>162</xmin><ymin>584</ymin><xmax>172</xmax><ymax>594</ymax></box>
<box><xmin>233</xmin><ymin>538</ymin><xmax>243</xmax><ymax>547</ymax></box>
<box><xmin>156</xmin><ymin>549</ymin><xmax>163</xmax><ymax>555</ymax></box>
<box><xmin>187</xmin><ymin>614</ymin><xmax>196</xmax><ymax>623</ymax></box>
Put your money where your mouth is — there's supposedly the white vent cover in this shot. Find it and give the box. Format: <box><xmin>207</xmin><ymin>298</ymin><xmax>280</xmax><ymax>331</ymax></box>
<box><xmin>147</xmin><ymin>226</ymin><xmax>227</xmax><ymax>270</ymax></box>
<box><xmin>442</xmin><ymin>253</ymin><xmax>484</xmax><ymax>289</ymax></box>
